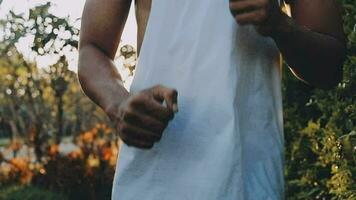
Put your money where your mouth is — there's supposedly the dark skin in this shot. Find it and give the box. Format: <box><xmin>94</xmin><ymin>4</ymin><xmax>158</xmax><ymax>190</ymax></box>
<box><xmin>78</xmin><ymin>0</ymin><xmax>346</xmax><ymax>149</ymax></box>
<box><xmin>230</xmin><ymin>0</ymin><xmax>346</xmax><ymax>88</ymax></box>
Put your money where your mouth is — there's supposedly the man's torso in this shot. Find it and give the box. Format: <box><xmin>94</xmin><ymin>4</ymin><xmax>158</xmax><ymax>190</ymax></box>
<box><xmin>113</xmin><ymin>1</ymin><xmax>285</xmax><ymax>199</ymax></box>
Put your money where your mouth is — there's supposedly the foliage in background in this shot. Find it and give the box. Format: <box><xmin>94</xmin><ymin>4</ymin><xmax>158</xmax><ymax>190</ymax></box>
<box><xmin>0</xmin><ymin>185</ymin><xmax>67</xmax><ymax>200</ymax></box>
<box><xmin>0</xmin><ymin>3</ymin><xmax>109</xmax><ymax>161</ymax></box>
<box><xmin>0</xmin><ymin>3</ymin><xmax>121</xmax><ymax>200</ymax></box>
<box><xmin>0</xmin><ymin>124</ymin><xmax>119</xmax><ymax>200</ymax></box>
<box><xmin>32</xmin><ymin>124</ymin><xmax>119</xmax><ymax>200</ymax></box>
<box><xmin>283</xmin><ymin>0</ymin><xmax>356</xmax><ymax>199</ymax></box>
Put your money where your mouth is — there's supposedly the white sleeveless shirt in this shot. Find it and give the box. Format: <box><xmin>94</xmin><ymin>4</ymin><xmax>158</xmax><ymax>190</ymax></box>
<box><xmin>112</xmin><ymin>0</ymin><xmax>284</xmax><ymax>199</ymax></box>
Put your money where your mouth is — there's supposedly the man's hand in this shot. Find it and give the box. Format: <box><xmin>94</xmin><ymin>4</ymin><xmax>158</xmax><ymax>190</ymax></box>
<box><xmin>108</xmin><ymin>85</ymin><xmax>178</xmax><ymax>149</ymax></box>
<box><xmin>229</xmin><ymin>0</ymin><xmax>283</xmax><ymax>36</ymax></box>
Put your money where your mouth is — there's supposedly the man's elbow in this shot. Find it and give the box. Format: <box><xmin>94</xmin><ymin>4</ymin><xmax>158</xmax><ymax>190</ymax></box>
<box><xmin>77</xmin><ymin>44</ymin><xmax>92</xmax><ymax>87</ymax></box>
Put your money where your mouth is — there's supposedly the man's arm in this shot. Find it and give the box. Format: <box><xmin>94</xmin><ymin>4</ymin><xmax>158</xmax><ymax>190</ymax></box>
<box><xmin>229</xmin><ymin>0</ymin><xmax>347</xmax><ymax>89</ymax></box>
<box><xmin>272</xmin><ymin>0</ymin><xmax>346</xmax><ymax>89</ymax></box>
<box><xmin>78</xmin><ymin>0</ymin><xmax>178</xmax><ymax>149</ymax></box>
<box><xmin>79</xmin><ymin>0</ymin><xmax>132</xmax><ymax>113</ymax></box>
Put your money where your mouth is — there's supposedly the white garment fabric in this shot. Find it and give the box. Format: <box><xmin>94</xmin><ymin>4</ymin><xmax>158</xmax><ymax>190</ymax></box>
<box><xmin>112</xmin><ymin>0</ymin><xmax>284</xmax><ymax>199</ymax></box>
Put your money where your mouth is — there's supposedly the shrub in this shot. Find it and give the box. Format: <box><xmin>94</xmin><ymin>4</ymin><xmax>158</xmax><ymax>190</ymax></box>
<box><xmin>0</xmin><ymin>185</ymin><xmax>68</xmax><ymax>200</ymax></box>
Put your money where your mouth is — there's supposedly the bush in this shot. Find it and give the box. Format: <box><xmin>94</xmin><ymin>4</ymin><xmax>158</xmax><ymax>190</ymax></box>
<box><xmin>0</xmin><ymin>124</ymin><xmax>118</xmax><ymax>200</ymax></box>
<box><xmin>0</xmin><ymin>185</ymin><xmax>68</xmax><ymax>200</ymax></box>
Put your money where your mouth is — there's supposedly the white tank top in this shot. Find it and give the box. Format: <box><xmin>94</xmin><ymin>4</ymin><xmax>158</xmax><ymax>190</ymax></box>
<box><xmin>112</xmin><ymin>0</ymin><xmax>284</xmax><ymax>199</ymax></box>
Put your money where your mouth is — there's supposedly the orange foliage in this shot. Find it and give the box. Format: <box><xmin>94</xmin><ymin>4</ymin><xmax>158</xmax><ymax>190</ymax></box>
<box><xmin>49</xmin><ymin>144</ymin><xmax>59</xmax><ymax>156</ymax></box>
<box><xmin>67</xmin><ymin>150</ymin><xmax>83</xmax><ymax>160</ymax></box>
<box><xmin>0</xmin><ymin>123</ymin><xmax>119</xmax><ymax>188</ymax></box>
<box><xmin>102</xmin><ymin>147</ymin><xmax>112</xmax><ymax>161</ymax></box>
<box><xmin>7</xmin><ymin>157</ymin><xmax>33</xmax><ymax>184</ymax></box>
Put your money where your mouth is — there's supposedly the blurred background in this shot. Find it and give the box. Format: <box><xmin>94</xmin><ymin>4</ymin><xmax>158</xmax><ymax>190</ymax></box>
<box><xmin>0</xmin><ymin>0</ymin><xmax>355</xmax><ymax>200</ymax></box>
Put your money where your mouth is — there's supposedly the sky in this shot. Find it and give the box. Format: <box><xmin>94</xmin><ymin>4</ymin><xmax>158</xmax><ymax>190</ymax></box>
<box><xmin>0</xmin><ymin>0</ymin><xmax>138</xmax><ymax>72</ymax></box>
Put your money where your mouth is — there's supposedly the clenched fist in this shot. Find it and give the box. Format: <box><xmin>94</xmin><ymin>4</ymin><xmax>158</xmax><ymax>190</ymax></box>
<box><xmin>107</xmin><ymin>85</ymin><xmax>178</xmax><ymax>149</ymax></box>
<box><xmin>229</xmin><ymin>0</ymin><xmax>283</xmax><ymax>36</ymax></box>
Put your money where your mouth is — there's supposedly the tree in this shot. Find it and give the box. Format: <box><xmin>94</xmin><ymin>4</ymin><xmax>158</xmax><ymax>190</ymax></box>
<box><xmin>0</xmin><ymin>3</ymin><xmax>108</xmax><ymax>160</ymax></box>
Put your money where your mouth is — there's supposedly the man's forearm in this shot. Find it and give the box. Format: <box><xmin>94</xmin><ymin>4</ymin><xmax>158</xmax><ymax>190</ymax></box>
<box><xmin>270</xmin><ymin>14</ymin><xmax>346</xmax><ymax>89</ymax></box>
<box><xmin>78</xmin><ymin>44</ymin><xmax>129</xmax><ymax>118</ymax></box>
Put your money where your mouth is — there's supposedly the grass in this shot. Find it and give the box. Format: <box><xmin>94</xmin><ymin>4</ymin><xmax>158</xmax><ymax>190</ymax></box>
<box><xmin>0</xmin><ymin>185</ymin><xmax>68</xmax><ymax>200</ymax></box>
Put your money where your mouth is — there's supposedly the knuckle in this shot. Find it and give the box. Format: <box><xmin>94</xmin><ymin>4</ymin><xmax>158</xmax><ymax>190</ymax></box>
<box><xmin>260</xmin><ymin>0</ymin><xmax>268</xmax><ymax>6</ymax></box>
<box><xmin>129</xmin><ymin>96</ymin><xmax>141</xmax><ymax>107</ymax></box>
<box><xmin>140</xmin><ymin>88</ymin><xmax>150</xmax><ymax>94</ymax></box>
<box><xmin>135</xmin><ymin>93</ymin><xmax>149</xmax><ymax>104</ymax></box>
<box><xmin>170</xmin><ymin>89</ymin><xmax>178</xmax><ymax>97</ymax></box>
<box><xmin>138</xmin><ymin>90</ymin><xmax>151</xmax><ymax>99</ymax></box>
<box><xmin>260</xmin><ymin>10</ymin><xmax>267</xmax><ymax>18</ymax></box>
<box><xmin>154</xmin><ymin>84</ymin><xmax>163</xmax><ymax>90</ymax></box>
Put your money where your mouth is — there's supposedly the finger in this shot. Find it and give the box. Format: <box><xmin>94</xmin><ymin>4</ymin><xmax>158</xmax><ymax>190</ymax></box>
<box><xmin>122</xmin><ymin>110</ymin><xmax>166</xmax><ymax>133</ymax></box>
<box><xmin>121</xmin><ymin>136</ymin><xmax>154</xmax><ymax>149</ymax></box>
<box><xmin>128</xmin><ymin>93</ymin><xmax>174</xmax><ymax>122</ymax></box>
<box><xmin>151</xmin><ymin>85</ymin><xmax>178</xmax><ymax>113</ymax></box>
<box><xmin>118</xmin><ymin>123</ymin><xmax>154</xmax><ymax>149</ymax></box>
<box><xmin>235</xmin><ymin>9</ymin><xmax>267</xmax><ymax>25</ymax></box>
<box><xmin>118</xmin><ymin>122</ymin><xmax>161</xmax><ymax>143</ymax></box>
<box><xmin>141</xmin><ymin>99</ymin><xmax>175</xmax><ymax>123</ymax></box>
<box><xmin>230</xmin><ymin>0</ymin><xmax>262</xmax><ymax>16</ymax></box>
